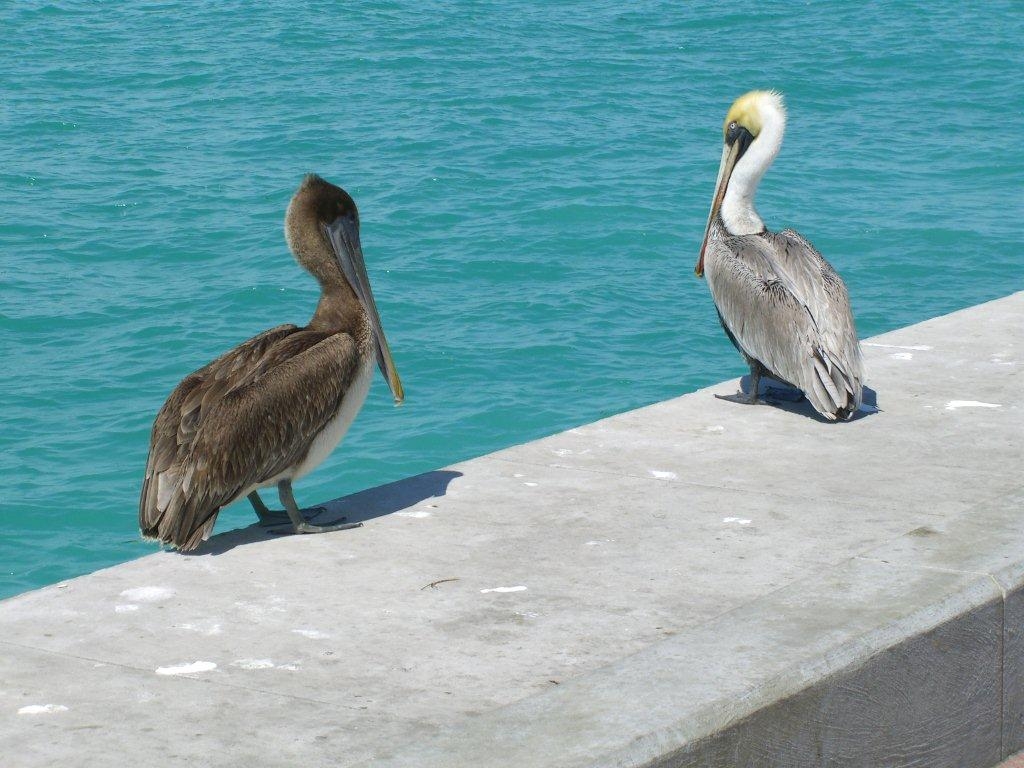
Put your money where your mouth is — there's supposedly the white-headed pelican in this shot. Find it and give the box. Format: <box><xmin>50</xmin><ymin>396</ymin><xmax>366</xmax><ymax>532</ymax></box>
<box><xmin>695</xmin><ymin>90</ymin><xmax>863</xmax><ymax>420</ymax></box>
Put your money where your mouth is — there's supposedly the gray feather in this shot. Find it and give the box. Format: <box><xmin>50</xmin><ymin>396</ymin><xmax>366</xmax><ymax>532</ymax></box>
<box><xmin>703</xmin><ymin>220</ymin><xmax>864</xmax><ymax>420</ymax></box>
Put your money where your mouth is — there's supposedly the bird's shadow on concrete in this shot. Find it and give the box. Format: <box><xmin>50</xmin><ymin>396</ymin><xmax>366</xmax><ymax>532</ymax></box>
<box><xmin>725</xmin><ymin>375</ymin><xmax>879</xmax><ymax>424</ymax></box>
<box><xmin>184</xmin><ymin>469</ymin><xmax>463</xmax><ymax>556</ymax></box>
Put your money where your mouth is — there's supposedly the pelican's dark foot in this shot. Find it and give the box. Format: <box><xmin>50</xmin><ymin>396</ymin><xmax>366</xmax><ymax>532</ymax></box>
<box><xmin>250</xmin><ymin>491</ymin><xmax>343</xmax><ymax>529</ymax></box>
<box><xmin>249</xmin><ymin>492</ymin><xmax>291</xmax><ymax>526</ymax></box>
<box><xmin>272</xmin><ymin>480</ymin><xmax>361</xmax><ymax>535</ymax></box>
<box><xmin>289</xmin><ymin>519</ymin><xmax>361</xmax><ymax>534</ymax></box>
<box><xmin>715</xmin><ymin>363</ymin><xmax>764</xmax><ymax>406</ymax></box>
<box><xmin>715</xmin><ymin>391</ymin><xmax>761</xmax><ymax>405</ymax></box>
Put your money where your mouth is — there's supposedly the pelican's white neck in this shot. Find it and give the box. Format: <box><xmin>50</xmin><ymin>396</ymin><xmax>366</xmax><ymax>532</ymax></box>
<box><xmin>721</xmin><ymin>99</ymin><xmax>786</xmax><ymax>236</ymax></box>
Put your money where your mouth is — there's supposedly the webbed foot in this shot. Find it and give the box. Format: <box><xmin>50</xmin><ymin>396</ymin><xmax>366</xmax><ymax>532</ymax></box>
<box><xmin>266</xmin><ymin>481</ymin><xmax>362</xmax><ymax>536</ymax></box>
<box><xmin>714</xmin><ymin>391</ymin><xmax>761</xmax><ymax>405</ymax></box>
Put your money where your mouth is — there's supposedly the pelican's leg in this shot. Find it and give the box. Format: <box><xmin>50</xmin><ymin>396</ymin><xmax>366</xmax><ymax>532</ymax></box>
<box><xmin>277</xmin><ymin>479</ymin><xmax>361</xmax><ymax>535</ymax></box>
<box><xmin>715</xmin><ymin>361</ymin><xmax>762</xmax><ymax>405</ymax></box>
<box><xmin>251</xmin><ymin>489</ymin><xmax>338</xmax><ymax>527</ymax></box>
<box><xmin>249</xmin><ymin>492</ymin><xmax>292</xmax><ymax>526</ymax></box>
<box><xmin>747</xmin><ymin>364</ymin><xmax>761</xmax><ymax>404</ymax></box>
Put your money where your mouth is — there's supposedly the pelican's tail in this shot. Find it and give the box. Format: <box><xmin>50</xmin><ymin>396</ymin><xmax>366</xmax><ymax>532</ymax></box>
<box><xmin>140</xmin><ymin>462</ymin><xmax>220</xmax><ymax>552</ymax></box>
<box><xmin>806</xmin><ymin>348</ymin><xmax>862</xmax><ymax>421</ymax></box>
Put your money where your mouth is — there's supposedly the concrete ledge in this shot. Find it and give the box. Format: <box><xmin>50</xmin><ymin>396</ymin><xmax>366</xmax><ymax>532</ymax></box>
<box><xmin>2</xmin><ymin>292</ymin><xmax>1021</xmax><ymax>767</ymax></box>
<box><xmin>362</xmin><ymin>559</ymin><xmax>1003</xmax><ymax>768</ymax></box>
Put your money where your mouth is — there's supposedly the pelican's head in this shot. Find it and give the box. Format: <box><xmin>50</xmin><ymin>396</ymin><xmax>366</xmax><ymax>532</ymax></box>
<box><xmin>286</xmin><ymin>174</ymin><xmax>404</xmax><ymax>403</ymax></box>
<box><xmin>695</xmin><ymin>90</ymin><xmax>786</xmax><ymax>277</ymax></box>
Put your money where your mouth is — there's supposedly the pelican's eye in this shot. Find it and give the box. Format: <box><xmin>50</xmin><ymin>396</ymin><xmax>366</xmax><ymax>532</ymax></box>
<box><xmin>726</xmin><ymin>121</ymin><xmax>740</xmax><ymax>143</ymax></box>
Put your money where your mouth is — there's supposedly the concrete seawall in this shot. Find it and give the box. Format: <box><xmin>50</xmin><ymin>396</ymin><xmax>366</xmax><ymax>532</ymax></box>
<box><xmin>2</xmin><ymin>292</ymin><xmax>1021</xmax><ymax>767</ymax></box>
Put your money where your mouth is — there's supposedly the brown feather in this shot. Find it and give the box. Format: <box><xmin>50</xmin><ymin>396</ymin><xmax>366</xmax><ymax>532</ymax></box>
<box><xmin>140</xmin><ymin>324</ymin><xmax>366</xmax><ymax>551</ymax></box>
<box><xmin>139</xmin><ymin>175</ymin><xmax>397</xmax><ymax>551</ymax></box>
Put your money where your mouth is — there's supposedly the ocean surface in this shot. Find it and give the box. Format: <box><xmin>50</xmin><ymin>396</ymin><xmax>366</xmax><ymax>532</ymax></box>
<box><xmin>1</xmin><ymin>2</ymin><xmax>1022</xmax><ymax>600</ymax></box>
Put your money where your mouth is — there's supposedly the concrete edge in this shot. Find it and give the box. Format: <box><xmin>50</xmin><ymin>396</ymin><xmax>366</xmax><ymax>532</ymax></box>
<box><xmin>355</xmin><ymin>478</ymin><xmax>1024</xmax><ymax>766</ymax></box>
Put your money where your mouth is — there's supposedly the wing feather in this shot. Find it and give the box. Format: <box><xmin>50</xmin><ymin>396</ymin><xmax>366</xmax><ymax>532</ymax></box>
<box><xmin>704</xmin><ymin>226</ymin><xmax>864</xmax><ymax>419</ymax></box>
<box><xmin>139</xmin><ymin>325</ymin><xmax>364</xmax><ymax>550</ymax></box>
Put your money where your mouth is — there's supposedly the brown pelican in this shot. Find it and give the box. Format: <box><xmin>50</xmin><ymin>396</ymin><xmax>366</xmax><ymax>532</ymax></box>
<box><xmin>695</xmin><ymin>90</ymin><xmax>863</xmax><ymax>420</ymax></box>
<box><xmin>139</xmin><ymin>174</ymin><xmax>404</xmax><ymax>551</ymax></box>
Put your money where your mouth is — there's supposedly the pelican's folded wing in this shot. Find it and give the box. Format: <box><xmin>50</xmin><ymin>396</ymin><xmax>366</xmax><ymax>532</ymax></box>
<box><xmin>139</xmin><ymin>327</ymin><xmax>361</xmax><ymax>550</ymax></box>
<box><xmin>706</xmin><ymin>234</ymin><xmax>862</xmax><ymax>419</ymax></box>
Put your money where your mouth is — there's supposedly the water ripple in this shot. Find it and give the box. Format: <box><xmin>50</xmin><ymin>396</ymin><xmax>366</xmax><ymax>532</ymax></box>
<box><xmin>1</xmin><ymin>1</ymin><xmax>1021</xmax><ymax>598</ymax></box>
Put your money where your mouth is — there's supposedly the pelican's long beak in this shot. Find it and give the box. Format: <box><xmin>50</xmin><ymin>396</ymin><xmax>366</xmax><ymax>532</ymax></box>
<box><xmin>325</xmin><ymin>216</ymin><xmax>405</xmax><ymax>404</ymax></box>
<box><xmin>695</xmin><ymin>141</ymin><xmax>742</xmax><ymax>278</ymax></box>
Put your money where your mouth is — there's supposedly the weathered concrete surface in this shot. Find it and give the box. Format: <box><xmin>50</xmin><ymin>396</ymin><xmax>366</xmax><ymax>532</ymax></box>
<box><xmin>998</xmin><ymin>750</ymin><xmax>1024</xmax><ymax>768</ymax></box>
<box><xmin>1</xmin><ymin>292</ymin><xmax>1021</xmax><ymax>768</ymax></box>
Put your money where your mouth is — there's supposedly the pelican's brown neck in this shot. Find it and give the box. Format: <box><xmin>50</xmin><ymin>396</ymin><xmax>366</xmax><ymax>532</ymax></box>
<box><xmin>284</xmin><ymin>201</ymin><xmax>362</xmax><ymax>332</ymax></box>
<box><xmin>309</xmin><ymin>288</ymin><xmax>366</xmax><ymax>334</ymax></box>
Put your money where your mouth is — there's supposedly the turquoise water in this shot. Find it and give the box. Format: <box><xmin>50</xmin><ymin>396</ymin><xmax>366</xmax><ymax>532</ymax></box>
<box><xmin>2</xmin><ymin>3</ymin><xmax>1022</xmax><ymax>599</ymax></box>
